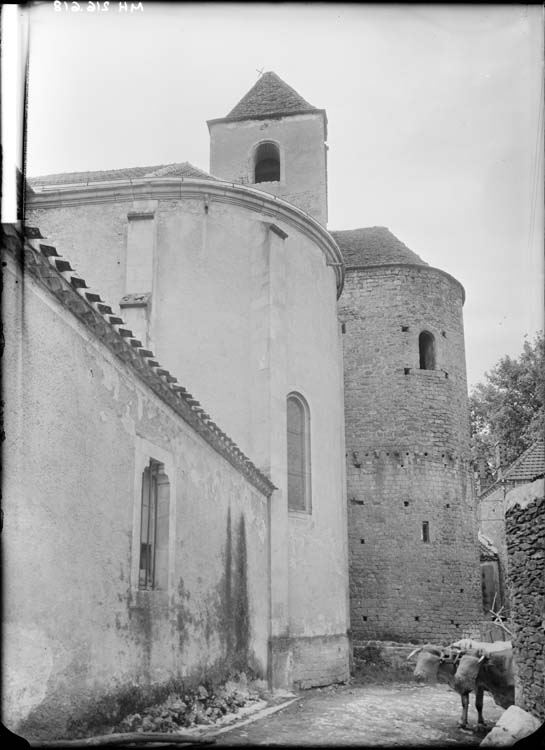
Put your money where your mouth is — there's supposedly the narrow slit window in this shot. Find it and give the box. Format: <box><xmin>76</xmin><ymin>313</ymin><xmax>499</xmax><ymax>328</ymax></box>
<box><xmin>419</xmin><ymin>331</ymin><xmax>436</xmax><ymax>370</ymax></box>
<box><xmin>287</xmin><ymin>393</ymin><xmax>311</xmax><ymax>512</ymax></box>
<box><xmin>254</xmin><ymin>142</ymin><xmax>280</xmax><ymax>183</ymax></box>
<box><xmin>421</xmin><ymin>521</ymin><xmax>430</xmax><ymax>543</ymax></box>
<box><xmin>139</xmin><ymin>459</ymin><xmax>170</xmax><ymax>590</ymax></box>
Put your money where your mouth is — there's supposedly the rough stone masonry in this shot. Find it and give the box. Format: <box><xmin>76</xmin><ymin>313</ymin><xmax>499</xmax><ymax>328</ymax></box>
<box><xmin>505</xmin><ymin>478</ymin><xmax>545</xmax><ymax>722</ymax></box>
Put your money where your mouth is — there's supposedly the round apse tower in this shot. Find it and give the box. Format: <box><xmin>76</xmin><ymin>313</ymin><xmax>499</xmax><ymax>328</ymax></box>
<box><xmin>334</xmin><ymin>227</ymin><xmax>482</xmax><ymax>644</ymax></box>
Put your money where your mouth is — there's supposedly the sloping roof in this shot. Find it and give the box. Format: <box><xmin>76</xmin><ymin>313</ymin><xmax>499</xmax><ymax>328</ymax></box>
<box><xmin>29</xmin><ymin>161</ymin><xmax>214</xmax><ymax>187</ymax></box>
<box><xmin>226</xmin><ymin>71</ymin><xmax>317</xmax><ymax>119</ymax></box>
<box><xmin>479</xmin><ymin>531</ymin><xmax>499</xmax><ymax>560</ymax></box>
<box><xmin>503</xmin><ymin>439</ymin><xmax>545</xmax><ymax>483</ymax></box>
<box><xmin>331</xmin><ymin>227</ymin><xmax>429</xmax><ymax>268</ymax></box>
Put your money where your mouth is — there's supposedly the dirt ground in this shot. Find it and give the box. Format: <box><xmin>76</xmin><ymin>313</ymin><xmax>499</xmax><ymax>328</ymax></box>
<box><xmin>212</xmin><ymin>681</ymin><xmax>504</xmax><ymax>747</ymax></box>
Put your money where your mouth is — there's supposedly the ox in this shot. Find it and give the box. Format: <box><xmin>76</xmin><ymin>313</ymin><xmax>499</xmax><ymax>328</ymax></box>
<box><xmin>408</xmin><ymin>642</ymin><xmax>514</xmax><ymax>729</ymax></box>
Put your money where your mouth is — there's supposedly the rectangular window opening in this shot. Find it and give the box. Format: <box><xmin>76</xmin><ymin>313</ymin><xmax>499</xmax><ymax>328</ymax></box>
<box><xmin>421</xmin><ymin>521</ymin><xmax>430</xmax><ymax>543</ymax></box>
<box><xmin>139</xmin><ymin>458</ymin><xmax>170</xmax><ymax>590</ymax></box>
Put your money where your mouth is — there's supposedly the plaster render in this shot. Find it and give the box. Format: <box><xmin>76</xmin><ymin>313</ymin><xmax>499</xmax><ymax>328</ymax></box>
<box><xmin>20</xmin><ymin>172</ymin><xmax>350</xmax><ymax>699</ymax></box>
<box><xmin>2</xmin><ymin>250</ymin><xmax>270</xmax><ymax>738</ymax></box>
<box><xmin>208</xmin><ymin>113</ymin><xmax>328</xmax><ymax>225</ymax></box>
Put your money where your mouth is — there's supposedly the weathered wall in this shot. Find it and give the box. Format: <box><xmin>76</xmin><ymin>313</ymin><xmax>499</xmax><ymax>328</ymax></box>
<box><xmin>209</xmin><ymin>113</ymin><xmax>328</xmax><ymax>225</ymax></box>
<box><xmin>504</xmin><ymin>479</ymin><xmax>545</xmax><ymax>722</ymax></box>
<box><xmin>26</xmin><ymin>187</ymin><xmax>350</xmax><ymax>689</ymax></box>
<box><xmin>2</xmin><ymin>247</ymin><xmax>270</xmax><ymax>739</ymax></box>
<box><xmin>284</xmin><ymin>230</ymin><xmax>349</xmax><ymax>685</ymax></box>
<box><xmin>338</xmin><ymin>265</ymin><xmax>482</xmax><ymax>642</ymax></box>
<box><xmin>478</xmin><ymin>486</ymin><xmax>510</xmax><ymax>613</ymax></box>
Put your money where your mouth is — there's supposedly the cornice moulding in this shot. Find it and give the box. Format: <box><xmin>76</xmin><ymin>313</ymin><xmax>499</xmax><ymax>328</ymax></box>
<box><xmin>28</xmin><ymin>178</ymin><xmax>345</xmax><ymax>295</ymax></box>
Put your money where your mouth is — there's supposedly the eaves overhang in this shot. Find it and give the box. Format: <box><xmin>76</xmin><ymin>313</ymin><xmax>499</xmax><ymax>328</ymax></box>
<box><xmin>28</xmin><ymin>177</ymin><xmax>345</xmax><ymax>296</ymax></box>
<box><xmin>1</xmin><ymin>222</ymin><xmax>276</xmax><ymax>498</ymax></box>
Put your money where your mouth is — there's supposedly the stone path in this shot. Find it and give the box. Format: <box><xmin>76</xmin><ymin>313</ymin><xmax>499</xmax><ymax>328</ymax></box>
<box><xmin>212</xmin><ymin>682</ymin><xmax>504</xmax><ymax>746</ymax></box>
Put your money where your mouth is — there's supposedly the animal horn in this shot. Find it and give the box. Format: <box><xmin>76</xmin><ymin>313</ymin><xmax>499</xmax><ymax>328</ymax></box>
<box><xmin>407</xmin><ymin>647</ymin><xmax>422</xmax><ymax>660</ymax></box>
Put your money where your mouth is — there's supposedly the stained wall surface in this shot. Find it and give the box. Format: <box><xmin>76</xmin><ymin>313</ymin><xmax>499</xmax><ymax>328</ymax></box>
<box><xmin>504</xmin><ymin>479</ymin><xmax>545</xmax><ymax>722</ymax></box>
<box><xmin>25</xmin><ymin>183</ymin><xmax>350</xmax><ymax>690</ymax></box>
<box><xmin>2</xmin><ymin>247</ymin><xmax>270</xmax><ymax>739</ymax></box>
<box><xmin>339</xmin><ymin>265</ymin><xmax>482</xmax><ymax>642</ymax></box>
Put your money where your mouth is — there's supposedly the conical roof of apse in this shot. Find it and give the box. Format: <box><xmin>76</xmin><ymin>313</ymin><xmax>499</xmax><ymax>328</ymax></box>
<box><xmin>331</xmin><ymin>227</ymin><xmax>429</xmax><ymax>268</ymax></box>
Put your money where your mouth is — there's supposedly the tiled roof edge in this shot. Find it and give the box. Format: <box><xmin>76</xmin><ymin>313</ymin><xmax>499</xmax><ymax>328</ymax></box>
<box><xmin>1</xmin><ymin>223</ymin><xmax>276</xmax><ymax>498</ymax></box>
<box><xmin>502</xmin><ymin>440</ymin><xmax>545</xmax><ymax>482</ymax></box>
<box><xmin>345</xmin><ymin>262</ymin><xmax>466</xmax><ymax>304</ymax></box>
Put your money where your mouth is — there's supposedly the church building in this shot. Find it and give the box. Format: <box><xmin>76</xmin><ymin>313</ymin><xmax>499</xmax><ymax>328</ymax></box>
<box><xmin>2</xmin><ymin>72</ymin><xmax>481</xmax><ymax>739</ymax></box>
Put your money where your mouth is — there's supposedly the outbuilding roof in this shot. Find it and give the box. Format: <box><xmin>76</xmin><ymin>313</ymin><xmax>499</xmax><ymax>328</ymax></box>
<box><xmin>226</xmin><ymin>71</ymin><xmax>317</xmax><ymax>119</ymax></box>
<box><xmin>502</xmin><ymin>439</ymin><xmax>545</xmax><ymax>483</ymax></box>
<box><xmin>331</xmin><ymin>227</ymin><xmax>429</xmax><ymax>268</ymax></box>
<box><xmin>29</xmin><ymin>161</ymin><xmax>214</xmax><ymax>187</ymax></box>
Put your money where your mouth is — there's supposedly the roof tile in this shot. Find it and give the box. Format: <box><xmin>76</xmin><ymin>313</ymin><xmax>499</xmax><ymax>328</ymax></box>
<box><xmin>226</xmin><ymin>71</ymin><xmax>317</xmax><ymax>119</ymax></box>
<box><xmin>331</xmin><ymin>227</ymin><xmax>429</xmax><ymax>268</ymax></box>
<box><xmin>29</xmin><ymin>161</ymin><xmax>214</xmax><ymax>187</ymax></box>
<box><xmin>503</xmin><ymin>439</ymin><xmax>545</xmax><ymax>483</ymax></box>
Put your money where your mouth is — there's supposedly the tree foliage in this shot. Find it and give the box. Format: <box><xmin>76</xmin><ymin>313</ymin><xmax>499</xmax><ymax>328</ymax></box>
<box><xmin>470</xmin><ymin>331</ymin><xmax>544</xmax><ymax>477</ymax></box>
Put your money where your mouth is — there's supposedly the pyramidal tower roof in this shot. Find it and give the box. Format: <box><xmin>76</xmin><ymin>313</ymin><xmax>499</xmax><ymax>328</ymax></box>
<box><xmin>208</xmin><ymin>71</ymin><xmax>325</xmax><ymax>129</ymax></box>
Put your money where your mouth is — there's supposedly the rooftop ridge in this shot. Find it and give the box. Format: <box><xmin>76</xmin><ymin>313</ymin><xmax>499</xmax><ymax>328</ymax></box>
<box><xmin>2</xmin><ymin>223</ymin><xmax>275</xmax><ymax>498</ymax></box>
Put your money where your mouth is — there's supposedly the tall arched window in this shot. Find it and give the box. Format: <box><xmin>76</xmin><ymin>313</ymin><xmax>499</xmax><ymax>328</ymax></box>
<box><xmin>254</xmin><ymin>142</ymin><xmax>280</xmax><ymax>183</ymax></box>
<box><xmin>419</xmin><ymin>331</ymin><xmax>436</xmax><ymax>370</ymax></box>
<box><xmin>287</xmin><ymin>393</ymin><xmax>311</xmax><ymax>512</ymax></box>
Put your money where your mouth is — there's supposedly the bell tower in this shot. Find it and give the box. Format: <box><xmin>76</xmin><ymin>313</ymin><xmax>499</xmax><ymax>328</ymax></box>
<box><xmin>207</xmin><ymin>72</ymin><xmax>328</xmax><ymax>226</ymax></box>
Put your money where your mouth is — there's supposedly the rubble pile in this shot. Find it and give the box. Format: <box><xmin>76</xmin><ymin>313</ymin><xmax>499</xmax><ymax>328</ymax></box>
<box><xmin>114</xmin><ymin>674</ymin><xmax>263</xmax><ymax>733</ymax></box>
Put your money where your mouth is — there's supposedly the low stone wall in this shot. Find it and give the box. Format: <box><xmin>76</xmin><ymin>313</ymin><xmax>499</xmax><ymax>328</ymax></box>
<box><xmin>352</xmin><ymin>641</ymin><xmax>418</xmax><ymax>680</ymax></box>
<box><xmin>505</xmin><ymin>479</ymin><xmax>545</xmax><ymax>722</ymax></box>
<box><xmin>291</xmin><ymin>634</ymin><xmax>350</xmax><ymax>689</ymax></box>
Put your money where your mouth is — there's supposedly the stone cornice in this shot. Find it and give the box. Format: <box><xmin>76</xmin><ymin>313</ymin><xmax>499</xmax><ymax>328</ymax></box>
<box><xmin>27</xmin><ymin>178</ymin><xmax>345</xmax><ymax>296</ymax></box>
<box><xmin>345</xmin><ymin>262</ymin><xmax>465</xmax><ymax>305</ymax></box>
<box><xmin>2</xmin><ymin>223</ymin><xmax>276</xmax><ymax>499</ymax></box>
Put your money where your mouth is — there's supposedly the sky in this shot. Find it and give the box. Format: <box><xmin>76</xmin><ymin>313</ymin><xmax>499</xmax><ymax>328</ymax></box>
<box><xmin>14</xmin><ymin>2</ymin><xmax>545</xmax><ymax>389</ymax></box>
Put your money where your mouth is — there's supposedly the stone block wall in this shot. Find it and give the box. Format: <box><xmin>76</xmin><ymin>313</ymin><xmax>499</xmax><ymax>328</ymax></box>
<box><xmin>290</xmin><ymin>634</ymin><xmax>349</xmax><ymax>689</ymax></box>
<box><xmin>339</xmin><ymin>265</ymin><xmax>482</xmax><ymax>643</ymax></box>
<box><xmin>478</xmin><ymin>486</ymin><xmax>510</xmax><ymax>614</ymax></box>
<box><xmin>505</xmin><ymin>479</ymin><xmax>545</xmax><ymax>722</ymax></box>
